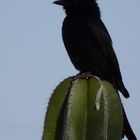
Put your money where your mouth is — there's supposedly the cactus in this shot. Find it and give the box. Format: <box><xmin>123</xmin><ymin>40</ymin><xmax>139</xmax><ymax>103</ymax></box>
<box><xmin>42</xmin><ymin>75</ymin><xmax>123</xmax><ymax>140</ymax></box>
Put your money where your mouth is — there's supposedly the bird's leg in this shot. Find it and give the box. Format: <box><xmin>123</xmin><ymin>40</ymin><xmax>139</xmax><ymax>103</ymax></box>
<box><xmin>74</xmin><ymin>72</ymin><xmax>93</xmax><ymax>79</ymax></box>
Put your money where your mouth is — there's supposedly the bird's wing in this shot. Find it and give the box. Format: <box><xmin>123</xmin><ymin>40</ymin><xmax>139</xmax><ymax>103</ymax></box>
<box><xmin>88</xmin><ymin>18</ymin><xmax>122</xmax><ymax>80</ymax></box>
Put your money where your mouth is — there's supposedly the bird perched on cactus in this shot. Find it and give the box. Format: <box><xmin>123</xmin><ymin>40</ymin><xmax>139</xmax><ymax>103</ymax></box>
<box><xmin>53</xmin><ymin>0</ymin><xmax>137</xmax><ymax>139</ymax></box>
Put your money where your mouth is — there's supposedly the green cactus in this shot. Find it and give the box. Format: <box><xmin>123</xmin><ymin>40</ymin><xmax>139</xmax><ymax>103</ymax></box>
<box><xmin>42</xmin><ymin>75</ymin><xmax>123</xmax><ymax>140</ymax></box>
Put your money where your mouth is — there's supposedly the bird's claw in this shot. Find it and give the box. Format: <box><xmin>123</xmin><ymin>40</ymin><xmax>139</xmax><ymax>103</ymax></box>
<box><xmin>74</xmin><ymin>72</ymin><xmax>93</xmax><ymax>80</ymax></box>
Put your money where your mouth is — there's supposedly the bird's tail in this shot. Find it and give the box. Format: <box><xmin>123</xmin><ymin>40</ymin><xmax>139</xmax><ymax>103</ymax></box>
<box><xmin>118</xmin><ymin>95</ymin><xmax>137</xmax><ymax>140</ymax></box>
<box><xmin>122</xmin><ymin>106</ymin><xmax>137</xmax><ymax>140</ymax></box>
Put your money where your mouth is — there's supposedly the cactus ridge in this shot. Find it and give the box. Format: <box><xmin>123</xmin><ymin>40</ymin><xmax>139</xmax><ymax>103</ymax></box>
<box><xmin>42</xmin><ymin>76</ymin><xmax>123</xmax><ymax>140</ymax></box>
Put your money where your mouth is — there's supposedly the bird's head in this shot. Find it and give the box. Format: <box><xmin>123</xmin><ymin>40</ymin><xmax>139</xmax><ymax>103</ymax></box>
<box><xmin>53</xmin><ymin>0</ymin><xmax>98</xmax><ymax>8</ymax></box>
<box><xmin>53</xmin><ymin>0</ymin><xmax>79</xmax><ymax>7</ymax></box>
<box><xmin>53</xmin><ymin>0</ymin><xmax>100</xmax><ymax>17</ymax></box>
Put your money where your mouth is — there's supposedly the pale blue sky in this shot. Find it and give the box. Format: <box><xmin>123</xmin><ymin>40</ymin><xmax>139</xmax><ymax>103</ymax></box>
<box><xmin>0</xmin><ymin>0</ymin><xmax>139</xmax><ymax>140</ymax></box>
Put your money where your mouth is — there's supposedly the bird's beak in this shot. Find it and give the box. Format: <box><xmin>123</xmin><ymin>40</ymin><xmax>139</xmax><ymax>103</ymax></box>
<box><xmin>53</xmin><ymin>0</ymin><xmax>65</xmax><ymax>6</ymax></box>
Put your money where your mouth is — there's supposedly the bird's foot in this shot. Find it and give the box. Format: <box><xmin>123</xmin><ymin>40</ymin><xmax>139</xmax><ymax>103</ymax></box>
<box><xmin>74</xmin><ymin>72</ymin><xmax>93</xmax><ymax>79</ymax></box>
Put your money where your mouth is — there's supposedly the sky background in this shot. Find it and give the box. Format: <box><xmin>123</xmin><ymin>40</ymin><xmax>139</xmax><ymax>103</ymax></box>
<box><xmin>0</xmin><ymin>0</ymin><xmax>139</xmax><ymax>140</ymax></box>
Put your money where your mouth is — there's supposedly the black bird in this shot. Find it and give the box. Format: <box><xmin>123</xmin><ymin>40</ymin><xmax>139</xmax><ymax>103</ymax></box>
<box><xmin>53</xmin><ymin>0</ymin><xmax>137</xmax><ymax>139</ymax></box>
<box><xmin>54</xmin><ymin>0</ymin><xmax>129</xmax><ymax>98</ymax></box>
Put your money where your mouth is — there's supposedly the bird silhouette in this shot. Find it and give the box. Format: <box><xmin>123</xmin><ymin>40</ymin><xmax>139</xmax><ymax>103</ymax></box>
<box><xmin>54</xmin><ymin>0</ymin><xmax>137</xmax><ymax>139</ymax></box>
